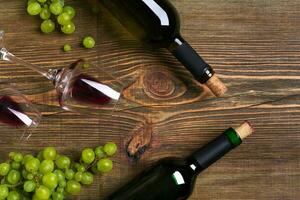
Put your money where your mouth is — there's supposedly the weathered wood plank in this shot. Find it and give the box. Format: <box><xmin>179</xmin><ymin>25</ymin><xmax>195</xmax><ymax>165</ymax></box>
<box><xmin>0</xmin><ymin>0</ymin><xmax>299</xmax><ymax>199</ymax></box>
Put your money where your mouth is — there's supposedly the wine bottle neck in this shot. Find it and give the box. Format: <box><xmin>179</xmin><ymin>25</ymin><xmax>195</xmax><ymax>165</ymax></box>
<box><xmin>168</xmin><ymin>35</ymin><xmax>214</xmax><ymax>84</ymax></box>
<box><xmin>168</xmin><ymin>35</ymin><xmax>186</xmax><ymax>50</ymax></box>
<box><xmin>187</xmin><ymin>128</ymin><xmax>242</xmax><ymax>175</ymax></box>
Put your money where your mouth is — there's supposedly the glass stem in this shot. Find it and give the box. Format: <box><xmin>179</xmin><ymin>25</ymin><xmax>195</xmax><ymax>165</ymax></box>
<box><xmin>0</xmin><ymin>47</ymin><xmax>57</xmax><ymax>81</ymax></box>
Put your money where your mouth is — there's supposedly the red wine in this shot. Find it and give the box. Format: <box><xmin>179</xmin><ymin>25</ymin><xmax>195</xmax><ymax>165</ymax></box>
<box><xmin>107</xmin><ymin>122</ymin><xmax>253</xmax><ymax>200</ymax></box>
<box><xmin>0</xmin><ymin>96</ymin><xmax>26</xmax><ymax>127</ymax></box>
<box><xmin>90</xmin><ymin>0</ymin><xmax>227</xmax><ymax>96</ymax></box>
<box><xmin>71</xmin><ymin>74</ymin><xmax>113</xmax><ymax>106</ymax></box>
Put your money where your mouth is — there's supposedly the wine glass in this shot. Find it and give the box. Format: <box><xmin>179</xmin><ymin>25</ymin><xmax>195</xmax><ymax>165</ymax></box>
<box><xmin>0</xmin><ymin>30</ymin><xmax>123</xmax><ymax>115</ymax></box>
<box><xmin>0</xmin><ymin>83</ymin><xmax>41</xmax><ymax>140</ymax></box>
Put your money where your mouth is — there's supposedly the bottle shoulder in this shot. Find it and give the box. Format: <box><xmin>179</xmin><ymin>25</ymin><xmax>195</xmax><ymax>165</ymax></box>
<box><xmin>100</xmin><ymin>0</ymin><xmax>181</xmax><ymax>47</ymax></box>
<box><xmin>157</xmin><ymin>157</ymin><xmax>197</xmax><ymax>178</ymax></box>
<box><xmin>141</xmin><ymin>0</ymin><xmax>181</xmax><ymax>45</ymax></box>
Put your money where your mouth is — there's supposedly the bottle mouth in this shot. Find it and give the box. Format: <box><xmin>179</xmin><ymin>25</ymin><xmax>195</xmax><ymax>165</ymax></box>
<box><xmin>234</xmin><ymin>121</ymin><xmax>254</xmax><ymax>140</ymax></box>
<box><xmin>204</xmin><ymin>75</ymin><xmax>228</xmax><ymax>97</ymax></box>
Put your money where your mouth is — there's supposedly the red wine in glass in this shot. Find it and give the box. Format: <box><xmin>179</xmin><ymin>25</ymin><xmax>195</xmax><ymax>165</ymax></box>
<box><xmin>0</xmin><ymin>96</ymin><xmax>30</xmax><ymax>128</ymax></box>
<box><xmin>71</xmin><ymin>74</ymin><xmax>113</xmax><ymax>106</ymax></box>
<box><xmin>0</xmin><ymin>86</ymin><xmax>40</xmax><ymax>139</ymax></box>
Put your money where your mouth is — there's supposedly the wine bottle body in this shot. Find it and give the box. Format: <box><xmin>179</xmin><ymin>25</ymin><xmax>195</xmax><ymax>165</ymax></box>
<box><xmin>108</xmin><ymin>158</ymin><xmax>196</xmax><ymax>200</ymax></box>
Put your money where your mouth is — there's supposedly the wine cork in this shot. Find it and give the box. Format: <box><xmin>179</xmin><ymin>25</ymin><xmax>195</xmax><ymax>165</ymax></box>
<box><xmin>234</xmin><ymin>121</ymin><xmax>254</xmax><ymax>140</ymax></box>
<box><xmin>205</xmin><ymin>75</ymin><xmax>227</xmax><ymax>97</ymax></box>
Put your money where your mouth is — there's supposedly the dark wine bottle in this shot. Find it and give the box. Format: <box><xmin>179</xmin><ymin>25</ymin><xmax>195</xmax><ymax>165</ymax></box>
<box><xmin>106</xmin><ymin>122</ymin><xmax>253</xmax><ymax>200</ymax></box>
<box><xmin>89</xmin><ymin>0</ymin><xmax>228</xmax><ymax>97</ymax></box>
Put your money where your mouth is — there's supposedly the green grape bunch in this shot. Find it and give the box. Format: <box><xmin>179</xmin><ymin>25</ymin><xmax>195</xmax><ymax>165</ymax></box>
<box><xmin>0</xmin><ymin>142</ymin><xmax>118</xmax><ymax>200</ymax></box>
<box><xmin>27</xmin><ymin>0</ymin><xmax>76</xmax><ymax>35</ymax></box>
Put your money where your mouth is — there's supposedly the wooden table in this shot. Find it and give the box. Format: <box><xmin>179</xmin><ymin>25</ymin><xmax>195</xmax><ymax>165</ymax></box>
<box><xmin>0</xmin><ymin>0</ymin><xmax>299</xmax><ymax>199</ymax></box>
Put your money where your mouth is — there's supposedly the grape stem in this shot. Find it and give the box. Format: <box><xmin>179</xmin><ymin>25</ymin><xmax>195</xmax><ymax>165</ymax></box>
<box><xmin>83</xmin><ymin>156</ymin><xmax>103</xmax><ymax>171</ymax></box>
<box><xmin>34</xmin><ymin>174</ymin><xmax>41</xmax><ymax>188</ymax></box>
<box><xmin>3</xmin><ymin>182</ymin><xmax>24</xmax><ymax>188</ymax></box>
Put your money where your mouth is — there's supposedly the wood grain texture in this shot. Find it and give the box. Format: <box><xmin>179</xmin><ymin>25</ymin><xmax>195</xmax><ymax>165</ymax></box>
<box><xmin>0</xmin><ymin>0</ymin><xmax>300</xmax><ymax>199</ymax></box>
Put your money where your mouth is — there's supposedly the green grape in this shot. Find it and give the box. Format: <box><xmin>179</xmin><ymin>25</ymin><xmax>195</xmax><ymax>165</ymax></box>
<box><xmin>57</xmin><ymin>12</ymin><xmax>71</xmax><ymax>25</ymax></box>
<box><xmin>27</xmin><ymin>173</ymin><xmax>34</xmax><ymax>180</ymax></box>
<box><xmin>13</xmin><ymin>153</ymin><xmax>23</xmax><ymax>163</ymax></box>
<box><xmin>63</xmin><ymin>6</ymin><xmax>75</xmax><ymax>19</ymax></box>
<box><xmin>91</xmin><ymin>165</ymin><xmax>98</xmax><ymax>174</ymax></box>
<box><xmin>58</xmin><ymin>180</ymin><xmax>67</xmax><ymax>188</ymax></box>
<box><xmin>53</xmin><ymin>170</ymin><xmax>65</xmax><ymax>182</ymax></box>
<box><xmin>65</xmin><ymin>169</ymin><xmax>74</xmax><ymax>180</ymax></box>
<box><xmin>32</xmin><ymin>195</ymin><xmax>39</xmax><ymax>200</ymax></box>
<box><xmin>82</xmin><ymin>63</ymin><xmax>90</xmax><ymax>69</ymax></box>
<box><xmin>37</xmin><ymin>172</ymin><xmax>44</xmax><ymax>180</ymax></box>
<box><xmin>50</xmin><ymin>2</ymin><xmax>63</xmax><ymax>15</ymax></box>
<box><xmin>27</xmin><ymin>0</ymin><xmax>37</xmax><ymax>5</ymax></box>
<box><xmin>58</xmin><ymin>180</ymin><xmax>66</xmax><ymax>188</ymax></box>
<box><xmin>35</xmin><ymin>186</ymin><xmax>50</xmax><ymax>200</ymax></box>
<box><xmin>43</xmin><ymin>147</ymin><xmax>57</xmax><ymax>161</ymax></box>
<box><xmin>61</xmin><ymin>22</ymin><xmax>75</xmax><ymax>35</ymax></box>
<box><xmin>22</xmin><ymin>154</ymin><xmax>34</xmax><ymax>165</ymax></box>
<box><xmin>51</xmin><ymin>0</ymin><xmax>64</xmax><ymax>6</ymax></box>
<box><xmin>22</xmin><ymin>169</ymin><xmax>28</xmax><ymax>179</ymax></box>
<box><xmin>0</xmin><ymin>163</ymin><xmax>10</xmax><ymax>176</ymax></box>
<box><xmin>74</xmin><ymin>172</ymin><xmax>82</xmax><ymax>182</ymax></box>
<box><xmin>41</xmin><ymin>19</ymin><xmax>55</xmax><ymax>34</ymax></box>
<box><xmin>42</xmin><ymin>173</ymin><xmax>58</xmax><ymax>189</ymax></box>
<box><xmin>82</xmin><ymin>36</ymin><xmax>95</xmax><ymax>49</ymax></box>
<box><xmin>22</xmin><ymin>196</ymin><xmax>31</xmax><ymax>200</ymax></box>
<box><xmin>97</xmin><ymin>158</ymin><xmax>113</xmax><ymax>173</ymax></box>
<box><xmin>55</xmin><ymin>153</ymin><xmax>60</xmax><ymax>159</ymax></box>
<box><xmin>81</xmin><ymin>172</ymin><xmax>93</xmax><ymax>185</ymax></box>
<box><xmin>76</xmin><ymin>165</ymin><xmax>85</xmax><ymax>173</ymax></box>
<box><xmin>9</xmin><ymin>152</ymin><xmax>16</xmax><ymax>159</ymax></box>
<box><xmin>0</xmin><ymin>185</ymin><xmax>9</xmax><ymax>199</ymax></box>
<box><xmin>103</xmin><ymin>142</ymin><xmax>118</xmax><ymax>156</ymax></box>
<box><xmin>81</xmin><ymin>148</ymin><xmax>95</xmax><ymax>164</ymax></box>
<box><xmin>63</xmin><ymin>44</ymin><xmax>71</xmax><ymax>52</ymax></box>
<box><xmin>7</xmin><ymin>170</ymin><xmax>21</xmax><ymax>185</ymax></box>
<box><xmin>25</xmin><ymin>158</ymin><xmax>40</xmax><ymax>172</ymax></box>
<box><xmin>38</xmin><ymin>0</ymin><xmax>47</xmax><ymax>3</ymax></box>
<box><xmin>27</xmin><ymin>2</ymin><xmax>42</xmax><ymax>16</ymax></box>
<box><xmin>23</xmin><ymin>180</ymin><xmax>36</xmax><ymax>192</ymax></box>
<box><xmin>39</xmin><ymin>160</ymin><xmax>54</xmax><ymax>174</ymax></box>
<box><xmin>94</xmin><ymin>146</ymin><xmax>106</xmax><ymax>158</ymax></box>
<box><xmin>66</xmin><ymin>180</ymin><xmax>81</xmax><ymax>195</ymax></box>
<box><xmin>7</xmin><ymin>191</ymin><xmax>20</xmax><ymax>200</ymax></box>
<box><xmin>40</xmin><ymin>7</ymin><xmax>51</xmax><ymax>20</ymax></box>
<box><xmin>73</xmin><ymin>163</ymin><xmax>80</xmax><ymax>169</ymax></box>
<box><xmin>55</xmin><ymin>156</ymin><xmax>70</xmax><ymax>169</ymax></box>
<box><xmin>11</xmin><ymin>161</ymin><xmax>21</xmax><ymax>170</ymax></box>
<box><xmin>57</xmin><ymin>187</ymin><xmax>64</xmax><ymax>194</ymax></box>
<box><xmin>52</xmin><ymin>192</ymin><xmax>64</xmax><ymax>200</ymax></box>
<box><xmin>37</xmin><ymin>152</ymin><xmax>43</xmax><ymax>162</ymax></box>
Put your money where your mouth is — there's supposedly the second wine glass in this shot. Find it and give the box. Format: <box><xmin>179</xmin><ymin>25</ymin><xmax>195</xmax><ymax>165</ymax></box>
<box><xmin>0</xmin><ymin>83</ymin><xmax>41</xmax><ymax>140</ymax></box>
<box><xmin>0</xmin><ymin>31</ymin><xmax>123</xmax><ymax>115</ymax></box>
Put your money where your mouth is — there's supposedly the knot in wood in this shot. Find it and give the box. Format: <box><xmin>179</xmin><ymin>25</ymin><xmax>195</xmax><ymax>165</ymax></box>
<box><xmin>143</xmin><ymin>70</ymin><xmax>175</xmax><ymax>99</ymax></box>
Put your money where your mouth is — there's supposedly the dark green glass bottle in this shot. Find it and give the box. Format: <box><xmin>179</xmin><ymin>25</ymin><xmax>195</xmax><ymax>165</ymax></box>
<box><xmin>91</xmin><ymin>0</ymin><xmax>227</xmax><ymax>97</ymax></box>
<box><xmin>106</xmin><ymin>122</ymin><xmax>253</xmax><ymax>200</ymax></box>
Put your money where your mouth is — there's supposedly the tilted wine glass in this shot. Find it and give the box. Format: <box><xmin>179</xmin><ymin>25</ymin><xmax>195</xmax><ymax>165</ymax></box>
<box><xmin>0</xmin><ymin>31</ymin><xmax>123</xmax><ymax>115</ymax></box>
<box><xmin>0</xmin><ymin>83</ymin><xmax>41</xmax><ymax>140</ymax></box>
